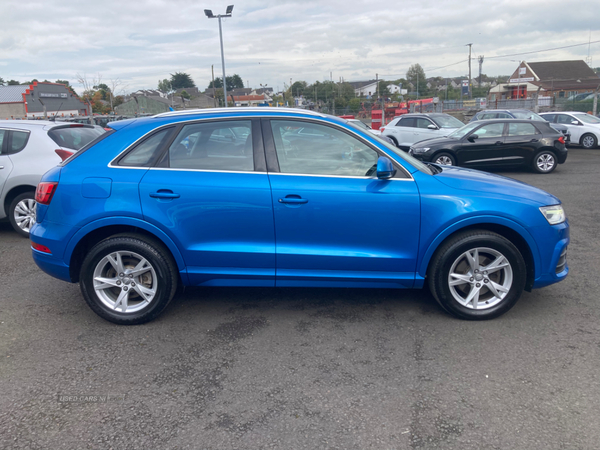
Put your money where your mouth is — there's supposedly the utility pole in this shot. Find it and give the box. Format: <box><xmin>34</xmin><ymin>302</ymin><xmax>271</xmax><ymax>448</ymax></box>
<box><xmin>478</xmin><ymin>55</ymin><xmax>484</xmax><ymax>88</ymax></box>
<box><xmin>212</xmin><ymin>65</ymin><xmax>217</xmax><ymax>107</ymax></box>
<box><xmin>467</xmin><ymin>43</ymin><xmax>473</xmax><ymax>99</ymax></box>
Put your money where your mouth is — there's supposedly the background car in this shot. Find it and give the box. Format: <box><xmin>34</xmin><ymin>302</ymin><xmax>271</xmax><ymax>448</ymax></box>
<box><xmin>346</xmin><ymin>118</ymin><xmax>381</xmax><ymax>135</ymax></box>
<box><xmin>0</xmin><ymin>120</ymin><xmax>105</xmax><ymax>237</ymax></box>
<box><xmin>31</xmin><ymin>108</ymin><xmax>568</xmax><ymax>325</ymax></box>
<box><xmin>379</xmin><ymin>113</ymin><xmax>465</xmax><ymax>149</ymax></box>
<box><xmin>539</xmin><ymin>111</ymin><xmax>600</xmax><ymax>149</ymax></box>
<box><xmin>470</xmin><ymin>109</ymin><xmax>571</xmax><ymax>142</ymax></box>
<box><xmin>409</xmin><ymin>119</ymin><xmax>567</xmax><ymax>173</ymax></box>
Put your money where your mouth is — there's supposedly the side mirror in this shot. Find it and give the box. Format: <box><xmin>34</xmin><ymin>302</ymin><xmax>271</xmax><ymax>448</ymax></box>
<box><xmin>376</xmin><ymin>156</ymin><xmax>396</xmax><ymax>179</ymax></box>
<box><xmin>467</xmin><ymin>134</ymin><xmax>479</xmax><ymax>142</ymax></box>
<box><xmin>427</xmin><ymin>124</ymin><xmax>438</xmax><ymax>130</ymax></box>
<box><xmin>571</xmin><ymin>120</ymin><xmax>581</xmax><ymax>125</ymax></box>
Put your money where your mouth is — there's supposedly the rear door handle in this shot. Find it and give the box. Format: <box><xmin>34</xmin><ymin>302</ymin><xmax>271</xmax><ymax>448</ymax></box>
<box><xmin>495</xmin><ymin>141</ymin><xmax>503</xmax><ymax>145</ymax></box>
<box><xmin>150</xmin><ymin>190</ymin><xmax>180</xmax><ymax>199</ymax></box>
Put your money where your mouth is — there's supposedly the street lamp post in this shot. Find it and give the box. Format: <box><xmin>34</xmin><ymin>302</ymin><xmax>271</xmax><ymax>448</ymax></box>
<box><xmin>205</xmin><ymin>5</ymin><xmax>234</xmax><ymax>108</ymax></box>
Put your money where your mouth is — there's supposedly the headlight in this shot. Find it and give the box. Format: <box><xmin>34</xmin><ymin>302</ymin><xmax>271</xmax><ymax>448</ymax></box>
<box><xmin>413</xmin><ymin>147</ymin><xmax>430</xmax><ymax>153</ymax></box>
<box><xmin>539</xmin><ymin>205</ymin><xmax>566</xmax><ymax>225</ymax></box>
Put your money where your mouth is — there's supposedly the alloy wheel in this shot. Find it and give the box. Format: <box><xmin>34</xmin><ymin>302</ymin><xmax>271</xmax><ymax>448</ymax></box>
<box><xmin>447</xmin><ymin>247</ymin><xmax>513</xmax><ymax>310</ymax></box>
<box><xmin>13</xmin><ymin>198</ymin><xmax>36</xmax><ymax>233</ymax></box>
<box><xmin>435</xmin><ymin>155</ymin><xmax>453</xmax><ymax>165</ymax></box>
<box><xmin>536</xmin><ymin>153</ymin><xmax>555</xmax><ymax>172</ymax></box>
<box><xmin>92</xmin><ymin>250</ymin><xmax>158</xmax><ymax>313</ymax></box>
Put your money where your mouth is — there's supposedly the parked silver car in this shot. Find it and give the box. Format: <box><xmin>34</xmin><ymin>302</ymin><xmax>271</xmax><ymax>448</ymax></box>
<box><xmin>0</xmin><ymin>120</ymin><xmax>104</xmax><ymax>237</ymax></box>
<box><xmin>379</xmin><ymin>113</ymin><xmax>465</xmax><ymax>150</ymax></box>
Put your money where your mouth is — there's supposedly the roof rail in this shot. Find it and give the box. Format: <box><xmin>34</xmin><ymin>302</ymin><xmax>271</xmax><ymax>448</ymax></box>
<box><xmin>154</xmin><ymin>107</ymin><xmax>327</xmax><ymax>118</ymax></box>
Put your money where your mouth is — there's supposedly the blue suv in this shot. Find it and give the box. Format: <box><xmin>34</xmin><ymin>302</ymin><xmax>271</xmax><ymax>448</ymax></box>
<box><xmin>30</xmin><ymin>108</ymin><xmax>569</xmax><ymax>324</ymax></box>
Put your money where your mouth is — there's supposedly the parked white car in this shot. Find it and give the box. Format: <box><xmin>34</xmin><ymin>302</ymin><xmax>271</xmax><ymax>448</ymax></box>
<box><xmin>539</xmin><ymin>112</ymin><xmax>600</xmax><ymax>149</ymax></box>
<box><xmin>0</xmin><ymin>120</ymin><xmax>105</xmax><ymax>236</ymax></box>
<box><xmin>379</xmin><ymin>113</ymin><xmax>465</xmax><ymax>149</ymax></box>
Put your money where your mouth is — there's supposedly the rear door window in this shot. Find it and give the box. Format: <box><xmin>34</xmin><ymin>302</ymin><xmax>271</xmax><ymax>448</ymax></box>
<box><xmin>0</xmin><ymin>129</ymin><xmax>6</xmax><ymax>154</ymax></box>
<box><xmin>48</xmin><ymin>126</ymin><xmax>105</xmax><ymax>150</ymax></box>
<box><xmin>168</xmin><ymin>120</ymin><xmax>253</xmax><ymax>171</ymax></box>
<box><xmin>396</xmin><ymin>118</ymin><xmax>416</xmax><ymax>128</ymax></box>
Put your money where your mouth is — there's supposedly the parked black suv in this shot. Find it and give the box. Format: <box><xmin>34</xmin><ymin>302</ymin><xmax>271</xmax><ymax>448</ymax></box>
<box><xmin>409</xmin><ymin>119</ymin><xmax>568</xmax><ymax>174</ymax></box>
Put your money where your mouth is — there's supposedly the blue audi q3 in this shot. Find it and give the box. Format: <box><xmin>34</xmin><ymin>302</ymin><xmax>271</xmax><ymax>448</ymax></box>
<box><xmin>30</xmin><ymin>108</ymin><xmax>569</xmax><ymax>324</ymax></box>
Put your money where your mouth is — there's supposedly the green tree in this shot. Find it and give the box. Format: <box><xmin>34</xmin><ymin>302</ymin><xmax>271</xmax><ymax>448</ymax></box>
<box><xmin>406</xmin><ymin>64</ymin><xmax>427</xmax><ymax>98</ymax></box>
<box><xmin>180</xmin><ymin>90</ymin><xmax>191</xmax><ymax>100</ymax></box>
<box><xmin>0</xmin><ymin>77</ymin><xmax>5</xmax><ymax>86</ymax></box>
<box><xmin>158</xmin><ymin>79</ymin><xmax>172</xmax><ymax>94</ymax></box>
<box><xmin>348</xmin><ymin>98</ymin><xmax>361</xmax><ymax>113</ymax></box>
<box><xmin>7</xmin><ymin>80</ymin><xmax>20</xmax><ymax>85</ymax></box>
<box><xmin>55</xmin><ymin>79</ymin><xmax>70</xmax><ymax>86</ymax></box>
<box><xmin>170</xmin><ymin>72</ymin><xmax>195</xmax><ymax>90</ymax></box>
<box><xmin>208</xmin><ymin>74</ymin><xmax>244</xmax><ymax>91</ymax></box>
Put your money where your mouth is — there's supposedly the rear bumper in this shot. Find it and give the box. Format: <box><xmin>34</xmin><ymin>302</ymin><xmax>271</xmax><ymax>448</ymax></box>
<box><xmin>31</xmin><ymin>248</ymin><xmax>72</xmax><ymax>283</ymax></box>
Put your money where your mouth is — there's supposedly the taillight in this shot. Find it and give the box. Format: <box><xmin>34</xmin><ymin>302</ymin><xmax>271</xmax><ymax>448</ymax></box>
<box><xmin>35</xmin><ymin>182</ymin><xmax>58</xmax><ymax>205</ymax></box>
<box><xmin>558</xmin><ymin>136</ymin><xmax>565</xmax><ymax>144</ymax></box>
<box><xmin>380</xmin><ymin>127</ymin><xmax>386</xmax><ymax>132</ymax></box>
<box><xmin>31</xmin><ymin>242</ymin><xmax>52</xmax><ymax>254</ymax></box>
<box><xmin>55</xmin><ymin>149</ymin><xmax>74</xmax><ymax>161</ymax></box>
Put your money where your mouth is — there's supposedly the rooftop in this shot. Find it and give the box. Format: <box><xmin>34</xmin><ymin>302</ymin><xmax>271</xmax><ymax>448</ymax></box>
<box><xmin>0</xmin><ymin>85</ymin><xmax>29</xmax><ymax>103</ymax></box>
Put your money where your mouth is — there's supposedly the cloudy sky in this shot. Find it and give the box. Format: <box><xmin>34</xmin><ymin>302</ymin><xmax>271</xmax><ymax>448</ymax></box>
<box><xmin>1</xmin><ymin>0</ymin><xmax>599</xmax><ymax>94</ymax></box>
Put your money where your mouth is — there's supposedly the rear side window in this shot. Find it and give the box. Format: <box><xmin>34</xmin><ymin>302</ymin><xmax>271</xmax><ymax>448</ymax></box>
<box><xmin>396</xmin><ymin>118</ymin><xmax>416</xmax><ymax>128</ymax></box>
<box><xmin>118</xmin><ymin>127</ymin><xmax>174</xmax><ymax>167</ymax></box>
<box><xmin>541</xmin><ymin>114</ymin><xmax>555</xmax><ymax>123</ymax></box>
<box><xmin>8</xmin><ymin>130</ymin><xmax>30</xmax><ymax>154</ymax></box>
<box><xmin>48</xmin><ymin>126</ymin><xmax>105</xmax><ymax>150</ymax></box>
<box><xmin>508</xmin><ymin>123</ymin><xmax>539</xmax><ymax>136</ymax></box>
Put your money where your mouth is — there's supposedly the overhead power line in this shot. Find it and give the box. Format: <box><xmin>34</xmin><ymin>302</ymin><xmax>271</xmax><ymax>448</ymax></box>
<box><xmin>486</xmin><ymin>40</ymin><xmax>600</xmax><ymax>60</ymax></box>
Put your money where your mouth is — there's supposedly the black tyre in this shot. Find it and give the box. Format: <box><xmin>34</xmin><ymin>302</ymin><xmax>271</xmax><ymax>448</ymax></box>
<box><xmin>386</xmin><ymin>135</ymin><xmax>399</xmax><ymax>148</ymax></box>
<box><xmin>433</xmin><ymin>152</ymin><xmax>455</xmax><ymax>166</ymax></box>
<box><xmin>580</xmin><ymin>133</ymin><xmax>597</xmax><ymax>149</ymax></box>
<box><xmin>79</xmin><ymin>234</ymin><xmax>178</xmax><ymax>325</ymax></box>
<box><xmin>8</xmin><ymin>192</ymin><xmax>36</xmax><ymax>238</ymax></box>
<box><xmin>428</xmin><ymin>230</ymin><xmax>526</xmax><ymax>320</ymax></box>
<box><xmin>532</xmin><ymin>150</ymin><xmax>557</xmax><ymax>174</ymax></box>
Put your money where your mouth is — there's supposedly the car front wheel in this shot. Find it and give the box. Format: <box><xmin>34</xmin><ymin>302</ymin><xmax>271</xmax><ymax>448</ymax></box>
<box><xmin>9</xmin><ymin>192</ymin><xmax>36</xmax><ymax>238</ymax></box>
<box><xmin>428</xmin><ymin>230</ymin><xmax>526</xmax><ymax>320</ymax></box>
<box><xmin>434</xmin><ymin>152</ymin><xmax>455</xmax><ymax>166</ymax></box>
<box><xmin>79</xmin><ymin>234</ymin><xmax>178</xmax><ymax>325</ymax></box>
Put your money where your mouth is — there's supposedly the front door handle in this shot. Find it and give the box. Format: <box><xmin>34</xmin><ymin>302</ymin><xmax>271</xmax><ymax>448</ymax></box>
<box><xmin>150</xmin><ymin>190</ymin><xmax>180</xmax><ymax>199</ymax></box>
<box><xmin>530</xmin><ymin>138</ymin><xmax>539</xmax><ymax>143</ymax></box>
<box><xmin>279</xmin><ymin>197</ymin><xmax>308</xmax><ymax>204</ymax></box>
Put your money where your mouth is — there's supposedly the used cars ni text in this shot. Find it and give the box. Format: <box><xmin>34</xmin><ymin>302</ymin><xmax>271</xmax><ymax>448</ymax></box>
<box><xmin>30</xmin><ymin>108</ymin><xmax>569</xmax><ymax>324</ymax></box>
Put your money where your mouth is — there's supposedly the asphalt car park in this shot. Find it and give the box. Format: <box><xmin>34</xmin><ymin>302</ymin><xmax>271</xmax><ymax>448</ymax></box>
<box><xmin>1</xmin><ymin>145</ymin><xmax>599</xmax><ymax>449</ymax></box>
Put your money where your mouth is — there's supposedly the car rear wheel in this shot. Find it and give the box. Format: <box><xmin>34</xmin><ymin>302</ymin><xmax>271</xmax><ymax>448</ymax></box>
<box><xmin>386</xmin><ymin>135</ymin><xmax>399</xmax><ymax>147</ymax></box>
<box><xmin>428</xmin><ymin>230</ymin><xmax>526</xmax><ymax>320</ymax></box>
<box><xmin>8</xmin><ymin>192</ymin><xmax>36</xmax><ymax>238</ymax></box>
<box><xmin>80</xmin><ymin>234</ymin><xmax>178</xmax><ymax>325</ymax></box>
<box><xmin>532</xmin><ymin>150</ymin><xmax>557</xmax><ymax>174</ymax></box>
<box><xmin>434</xmin><ymin>152</ymin><xmax>455</xmax><ymax>166</ymax></box>
<box><xmin>580</xmin><ymin>133</ymin><xmax>597</xmax><ymax>149</ymax></box>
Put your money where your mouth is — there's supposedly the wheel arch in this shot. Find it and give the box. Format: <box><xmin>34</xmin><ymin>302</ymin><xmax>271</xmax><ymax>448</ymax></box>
<box><xmin>420</xmin><ymin>219</ymin><xmax>538</xmax><ymax>292</ymax></box>
<box><xmin>3</xmin><ymin>184</ymin><xmax>36</xmax><ymax>217</ymax></box>
<box><xmin>66</xmin><ymin>218</ymin><xmax>188</xmax><ymax>284</ymax></box>
<box><xmin>431</xmin><ymin>149</ymin><xmax>455</xmax><ymax>161</ymax></box>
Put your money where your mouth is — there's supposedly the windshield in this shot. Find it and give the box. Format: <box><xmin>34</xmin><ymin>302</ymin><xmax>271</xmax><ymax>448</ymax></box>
<box><xmin>370</xmin><ymin>134</ymin><xmax>433</xmax><ymax>175</ymax></box>
<box><xmin>347</xmin><ymin>120</ymin><xmax>370</xmax><ymax>131</ymax></box>
<box><xmin>511</xmin><ymin>111</ymin><xmax>545</xmax><ymax>121</ymax></box>
<box><xmin>432</xmin><ymin>115</ymin><xmax>465</xmax><ymax>128</ymax></box>
<box><xmin>447</xmin><ymin>122</ymin><xmax>481</xmax><ymax>139</ymax></box>
<box><xmin>48</xmin><ymin>126</ymin><xmax>105</xmax><ymax>150</ymax></box>
<box><xmin>573</xmin><ymin>113</ymin><xmax>600</xmax><ymax>124</ymax></box>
